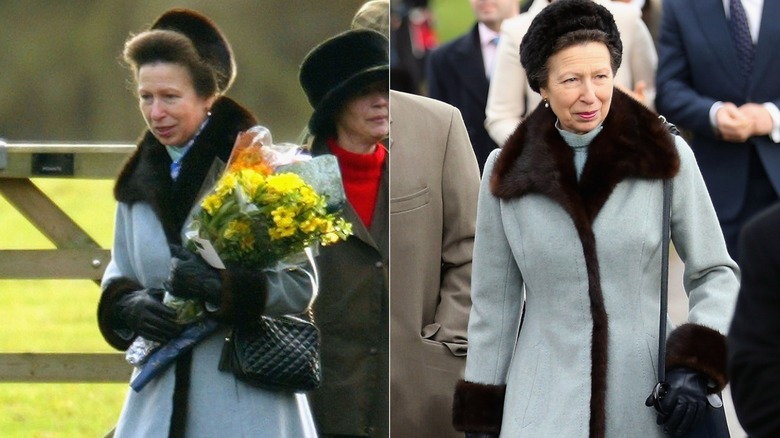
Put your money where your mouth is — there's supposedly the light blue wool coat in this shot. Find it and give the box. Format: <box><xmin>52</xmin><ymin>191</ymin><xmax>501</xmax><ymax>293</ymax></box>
<box><xmin>456</xmin><ymin>91</ymin><xmax>739</xmax><ymax>437</ymax></box>
<box><xmin>98</xmin><ymin>97</ymin><xmax>319</xmax><ymax>437</ymax></box>
<box><xmin>104</xmin><ymin>202</ymin><xmax>318</xmax><ymax>437</ymax></box>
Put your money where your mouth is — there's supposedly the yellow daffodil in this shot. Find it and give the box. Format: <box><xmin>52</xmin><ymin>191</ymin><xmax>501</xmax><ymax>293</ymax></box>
<box><xmin>194</xmin><ymin>136</ymin><xmax>351</xmax><ymax>267</ymax></box>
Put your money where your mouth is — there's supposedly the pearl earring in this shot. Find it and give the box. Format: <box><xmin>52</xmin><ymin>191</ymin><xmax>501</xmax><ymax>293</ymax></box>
<box><xmin>544</xmin><ymin>99</ymin><xmax>549</xmax><ymax>108</ymax></box>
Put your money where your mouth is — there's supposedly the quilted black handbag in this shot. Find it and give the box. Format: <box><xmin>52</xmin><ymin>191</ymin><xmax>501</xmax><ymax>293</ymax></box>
<box><xmin>219</xmin><ymin>309</ymin><xmax>322</xmax><ymax>392</ymax></box>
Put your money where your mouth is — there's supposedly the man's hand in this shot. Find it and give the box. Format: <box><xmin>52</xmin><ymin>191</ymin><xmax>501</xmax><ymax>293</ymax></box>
<box><xmin>739</xmin><ymin>103</ymin><xmax>774</xmax><ymax>137</ymax></box>
<box><xmin>716</xmin><ymin>103</ymin><xmax>754</xmax><ymax>142</ymax></box>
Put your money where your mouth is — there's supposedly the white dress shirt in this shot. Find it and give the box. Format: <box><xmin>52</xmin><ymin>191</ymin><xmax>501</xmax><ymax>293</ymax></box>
<box><xmin>478</xmin><ymin>22</ymin><xmax>500</xmax><ymax>79</ymax></box>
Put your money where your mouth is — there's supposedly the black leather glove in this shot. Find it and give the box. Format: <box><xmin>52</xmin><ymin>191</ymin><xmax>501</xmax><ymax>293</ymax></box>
<box><xmin>166</xmin><ymin>244</ymin><xmax>222</xmax><ymax>304</ymax></box>
<box><xmin>465</xmin><ymin>433</ymin><xmax>499</xmax><ymax>438</ymax></box>
<box><xmin>648</xmin><ymin>367</ymin><xmax>708</xmax><ymax>437</ymax></box>
<box><xmin>114</xmin><ymin>288</ymin><xmax>181</xmax><ymax>343</ymax></box>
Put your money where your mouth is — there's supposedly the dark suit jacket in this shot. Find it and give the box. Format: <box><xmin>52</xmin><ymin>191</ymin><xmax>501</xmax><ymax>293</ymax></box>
<box><xmin>426</xmin><ymin>24</ymin><xmax>498</xmax><ymax>172</ymax></box>
<box><xmin>728</xmin><ymin>202</ymin><xmax>780</xmax><ymax>438</ymax></box>
<box><xmin>656</xmin><ymin>0</ymin><xmax>780</xmax><ymax>222</ymax></box>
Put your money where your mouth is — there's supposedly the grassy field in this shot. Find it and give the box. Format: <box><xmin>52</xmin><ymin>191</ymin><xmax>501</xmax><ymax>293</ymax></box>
<box><xmin>0</xmin><ymin>178</ymin><xmax>128</xmax><ymax>437</ymax></box>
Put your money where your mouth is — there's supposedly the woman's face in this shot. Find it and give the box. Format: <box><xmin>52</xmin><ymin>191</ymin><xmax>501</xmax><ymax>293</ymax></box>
<box><xmin>137</xmin><ymin>62</ymin><xmax>216</xmax><ymax>147</ymax></box>
<box><xmin>335</xmin><ymin>81</ymin><xmax>389</xmax><ymax>145</ymax></box>
<box><xmin>540</xmin><ymin>42</ymin><xmax>614</xmax><ymax>134</ymax></box>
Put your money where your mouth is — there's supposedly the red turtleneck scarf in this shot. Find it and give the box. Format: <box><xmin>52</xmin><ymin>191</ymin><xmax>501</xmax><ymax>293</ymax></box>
<box><xmin>327</xmin><ymin>137</ymin><xmax>386</xmax><ymax>228</ymax></box>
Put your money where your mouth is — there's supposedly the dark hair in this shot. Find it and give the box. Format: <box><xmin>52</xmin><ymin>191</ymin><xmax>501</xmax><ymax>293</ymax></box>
<box><xmin>123</xmin><ymin>29</ymin><xmax>219</xmax><ymax>98</ymax></box>
<box><xmin>520</xmin><ymin>0</ymin><xmax>622</xmax><ymax>93</ymax></box>
<box><xmin>527</xmin><ymin>29</ymin><xmax>621</xmax><ymax>92</ymax></box>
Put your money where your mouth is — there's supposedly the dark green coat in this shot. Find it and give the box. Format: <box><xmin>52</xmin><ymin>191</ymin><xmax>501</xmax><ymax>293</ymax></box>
<box><xmin>308</xmin><ymin>136</ymin><xmax>389</xmax><ymax>437</ymax></box>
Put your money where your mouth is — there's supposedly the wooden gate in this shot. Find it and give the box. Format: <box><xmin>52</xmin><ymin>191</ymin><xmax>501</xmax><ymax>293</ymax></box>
<box><xmin>0</xmin><ymin>140</ymin><xmax>135</xmax><ymax>437</ymax></box>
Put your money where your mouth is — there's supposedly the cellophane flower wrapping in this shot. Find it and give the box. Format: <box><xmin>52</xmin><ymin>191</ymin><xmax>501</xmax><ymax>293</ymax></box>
<box><xmin>190</xmin><ymin>125</ymin><xmax>352</xmax><ymax>269</ymax></box>
<box><xmin>126</xmin><ymin>126</ymin><xmax>351</xmax><ymax>390</ymax></box>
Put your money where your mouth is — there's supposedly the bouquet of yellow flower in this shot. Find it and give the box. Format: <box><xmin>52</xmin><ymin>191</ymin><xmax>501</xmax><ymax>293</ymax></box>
<box><xmin>192</xmin><ymin>127</ymin><xmax>351</xmax><ymax>269</ymax></box>
<box><xmin>126</xmin><ymin>125</ymin><xmax>350</xmax><ymax>390</ymax></box>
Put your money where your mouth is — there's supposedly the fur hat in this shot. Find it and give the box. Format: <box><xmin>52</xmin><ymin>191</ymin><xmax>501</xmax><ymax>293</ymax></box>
<box><xmin>299</xmin><ymin>29</ymin><xmax>389</xmax><ymax>137</ymax></box>
<box><xmin>151</xmin><ymin>8</ymin><xmax>236</xmax><ymax>93</ymax></box>
<box><xmin>520</xmin><ymin>0</ymin><xmax>622</xmax><ymax>93</ymax></box>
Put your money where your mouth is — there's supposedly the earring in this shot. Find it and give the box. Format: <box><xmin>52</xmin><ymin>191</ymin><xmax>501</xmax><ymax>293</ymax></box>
<box><xmin>544</xmin><ymin>99</ymin><xmax>549</xmax><ymax>108</ymax></box>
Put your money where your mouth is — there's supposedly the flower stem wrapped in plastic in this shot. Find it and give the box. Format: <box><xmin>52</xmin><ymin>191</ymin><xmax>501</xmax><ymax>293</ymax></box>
<box><xmin>126</xmin><ymin>125</ymin><xmax>351</xmax><ymax>391</ymax></box>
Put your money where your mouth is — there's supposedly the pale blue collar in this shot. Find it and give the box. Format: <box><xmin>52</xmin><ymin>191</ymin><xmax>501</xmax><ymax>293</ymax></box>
<box><xmin>165</xmin><ymin>117</ymin><xmax>210</xmax><ymax>180</ymax></box>
<box><xmin>556</xmin><ymin>119</ymin><xmax>603</xmax><ymax>149</ymax></box>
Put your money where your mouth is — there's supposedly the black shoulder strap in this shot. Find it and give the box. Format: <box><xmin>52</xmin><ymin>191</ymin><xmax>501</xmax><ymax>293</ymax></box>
<box><xmin>658</xmin><ymin>115</ymin><xmax>681</xmax><ymax>136</ymax></box>
<box><xmin>657</xmin><ymin>178</ymin><xmax>672</xmax><ymax>382</ymax></box>
<box><xmin>655</xmin><ymin>114</ymin><xmax>677</xmax><ymax>382</ymax></box>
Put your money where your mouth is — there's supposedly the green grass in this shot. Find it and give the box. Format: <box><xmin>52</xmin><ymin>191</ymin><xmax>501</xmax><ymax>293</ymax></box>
<box><xmin>0</xmin><ymin>178</ymin><xmax>127</xmax><ymax>437</ymax></box>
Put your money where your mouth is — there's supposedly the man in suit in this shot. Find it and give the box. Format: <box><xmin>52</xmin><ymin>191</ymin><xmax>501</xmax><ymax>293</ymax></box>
<box><xmin>426</xmin><ymin>0</ymin><xmax>519</xmax><ymax>172</ymax></box>
<box><xmin>389</xmin><ymin>90</ymin><xmax>480</xmax><ymax>437</ymax></box>
<box><xmin>484</xmin><ymin>0</ymin><xmax>657</xmax><ymax>145</ymax></box>
<box><xmin>655</xmin><ymin>0</ymin><xmax>780</xmax><ymax>258</ymax></box>
<box><xmin>728</xmin><ymin>202</ymin><xmax>780</xmax><ymax>438</ymax></box>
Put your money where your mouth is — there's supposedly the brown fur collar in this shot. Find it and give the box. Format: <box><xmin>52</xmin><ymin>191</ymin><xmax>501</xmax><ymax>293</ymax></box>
<box><xmin>491</xmin><ymin>88</ymin><xmax>679</xmax><ymax>222</ymax></box>
<box><xmin>114</xmin><ymin>96</ymin><xmax>256</xmax><ymax>243</ymax></box>
<box><xmin>487</xmin><ymin>89</ymin><xmax>680</xmax><ymax>438</ymax></box>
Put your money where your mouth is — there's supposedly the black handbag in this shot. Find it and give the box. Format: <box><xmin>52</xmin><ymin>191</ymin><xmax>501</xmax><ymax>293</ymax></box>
<box><xmin>645</xmin><ymin>177</ymin><xmax>730</xmax><ymax>437</ymax></box>
<box><xmin>219</xmin><ymin>308</ymin><xmax>322</xmax><ymax>392</ymax></box>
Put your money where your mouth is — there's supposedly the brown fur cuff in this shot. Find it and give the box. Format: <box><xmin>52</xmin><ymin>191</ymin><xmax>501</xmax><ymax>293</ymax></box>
<box><xmin>98</xmin><ymin>277</ymin><xmax>143</xmax><ymax>350</ymax></box>
<box><xmin>217</xmin><ymin>266</ymin><xmax>267</xmax><ymax>324</ymax></box>
<box><xmin>666</xmin><ymin>323</ymin><xmax>728</xmax><ymax>392</ymax></box>
<box><xmin>452</xmin><ymin>379</ymin><xmax>506</xmax><ymax>433</ymax></box>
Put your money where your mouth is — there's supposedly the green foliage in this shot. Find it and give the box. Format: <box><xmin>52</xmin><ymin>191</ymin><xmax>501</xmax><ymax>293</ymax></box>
<box><xmin>0</xmin><ymin>0</ymin><xmax>367</xmax><ymax>144</ymax></box>
<box><xmin>430</xmin><ymin>0</ymin><xmax>477</xmax><ymax>44</ymax></box>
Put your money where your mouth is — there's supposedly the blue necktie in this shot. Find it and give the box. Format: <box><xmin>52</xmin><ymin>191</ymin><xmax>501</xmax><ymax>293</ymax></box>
<box><xmin>729</xmin><ymin>0</ymin><xmax>754</xmax><ymax>80</ymax></box>
<box><xmin>487</xmin><ymin>36</ymin><xmax>499</xmax><ymax>79</ymax></box>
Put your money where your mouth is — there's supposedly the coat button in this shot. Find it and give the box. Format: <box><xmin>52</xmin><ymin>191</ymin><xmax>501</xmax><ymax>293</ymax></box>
<box><xmin>374</xmin><ymin>261</ymin><xmax>383</xmax><ymax>268</ymax></box>
<box><xmin>365</xmin><ymin>426</ymin><xmax>375</xmax><ymax>434</ymax></box>
<box><xmin>369</xmin><ymin>347</ymin><xmax>378</xmax><ymax>355</ymax></box>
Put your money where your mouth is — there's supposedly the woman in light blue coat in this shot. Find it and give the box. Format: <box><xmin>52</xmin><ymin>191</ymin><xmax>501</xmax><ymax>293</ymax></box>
<box><xmin>97</xmin><ymin>9</ymin><xmax>317</xmax><ymax>437</ymax></box>
<box><xmin>452</xmin><ymin>1</ymin><xmax>739</xmax><ymax>437</ymax></box>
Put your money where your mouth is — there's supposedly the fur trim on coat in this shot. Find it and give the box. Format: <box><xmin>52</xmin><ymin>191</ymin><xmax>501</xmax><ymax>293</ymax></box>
<box><xmin>217</xmin><ymin>265</ymin><xmax>267</xmax><ymax>325</ymax></box>
<box><xmin>452</xmin><ymin>380</ymin><xmax>506</xmax><ymax>433</ymax></box>
<box><xmin>98</xmin><ymin>96</ymin><xmax>257</xmax><ymax>348</ymax></box>
<box><xmin>114</xmin><ymin>96</ymin><xmax>256</xmax><ymax>243</ymax></box>
<box><xmin>666</xmin><ymin>323</ymin><xmax>729</xmax><ymax>392</ymax></box>
<box><xmin>484</xmin><ymin>89</ymin><xmax>681</xmax><ymax>437</ymax></box>
<box><xmin>97</xmin><ymin>277</ymin><xmax>144</xmax><ymax>350</ymax></box>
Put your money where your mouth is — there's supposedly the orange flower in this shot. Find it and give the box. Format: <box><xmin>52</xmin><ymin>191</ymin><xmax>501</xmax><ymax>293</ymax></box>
<box><xmin>227</xmin><ymin>130</ymin><xmax>273</xmax><ymax>176</ymax></box>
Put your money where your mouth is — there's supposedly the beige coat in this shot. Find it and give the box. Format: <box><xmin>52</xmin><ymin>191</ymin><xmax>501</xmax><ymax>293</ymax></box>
<box><xmin>485</xmin><ymin>0</ymin><xmax>657</xmax><ymax>145</ymax></box>
<box><xmin>389</xmin><ymin>90</ymin><xmax>480</xmax><ymax>438</ymax></box>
